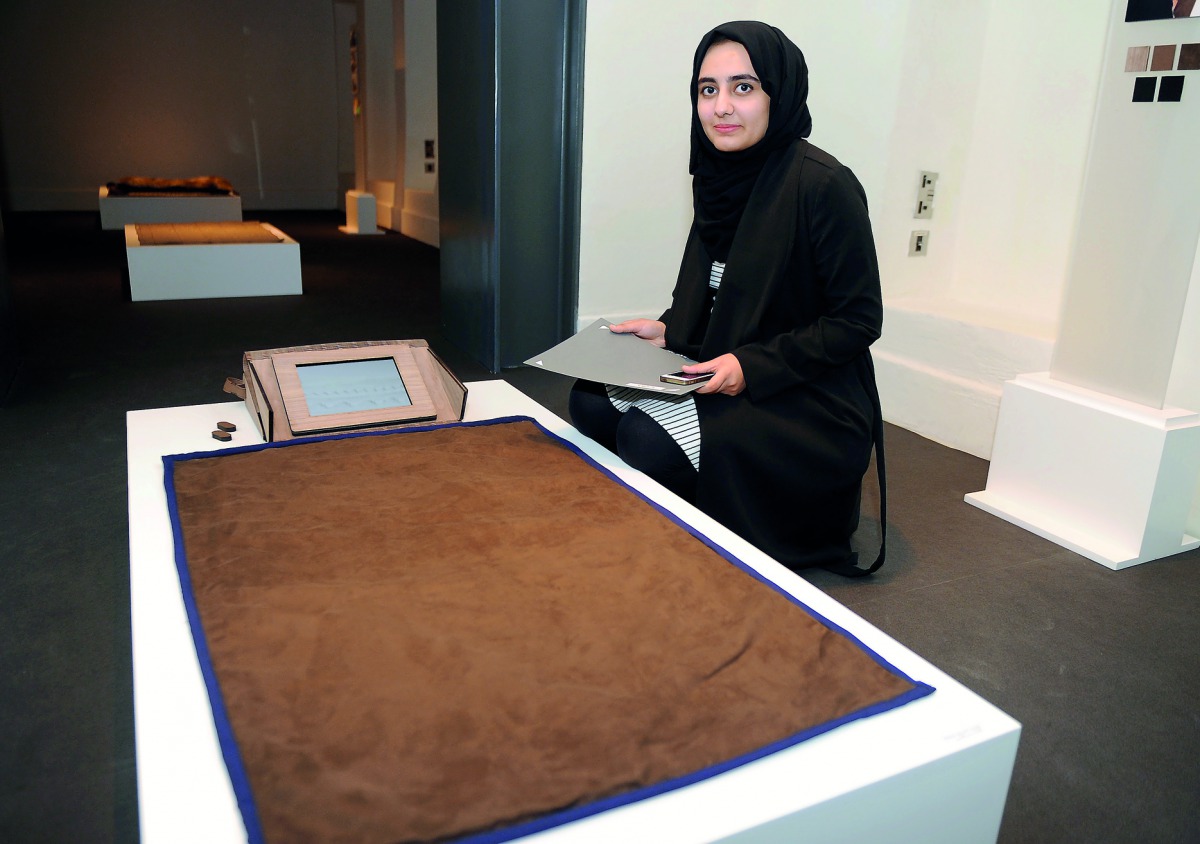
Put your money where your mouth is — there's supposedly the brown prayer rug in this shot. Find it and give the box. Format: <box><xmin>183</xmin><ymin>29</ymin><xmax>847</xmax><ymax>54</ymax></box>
<box><xmin>135</xmin><ymin>221</ymin><xmax>282</xmax><ymax>245</ymax></box>
<box><xmin>164</xmin><ymin>417</ymin><xmax>932</xmax><ymax>843</ymax></box>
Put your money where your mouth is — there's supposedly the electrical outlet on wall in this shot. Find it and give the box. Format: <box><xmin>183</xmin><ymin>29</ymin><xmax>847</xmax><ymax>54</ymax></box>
<box><xmin>909</xmin><ymin>230</ymin><xmax>930</xmax><ymax>256</ymax></box>
<box><xmin>914</xmin><ymin>171</ymin><xmax>938</xmax><ymax>219</ymax></box>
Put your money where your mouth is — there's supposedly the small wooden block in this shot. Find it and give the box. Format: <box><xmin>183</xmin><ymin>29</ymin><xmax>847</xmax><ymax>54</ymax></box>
<box><xmin>212</xmin><ymin>430</ymin><xmax>233</xmax><ymax>442</ymax></box>
<box><xmin>216</xmin><ymin>421</ymin><xmax>237</xmax><ymax>432</ymax></box>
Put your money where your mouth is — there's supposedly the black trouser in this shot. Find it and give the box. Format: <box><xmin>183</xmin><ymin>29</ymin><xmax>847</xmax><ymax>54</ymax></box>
<box><xmin>568</xmin><ymin>380</ymin><xmax>698</xmax><ymax>503</ymax></box>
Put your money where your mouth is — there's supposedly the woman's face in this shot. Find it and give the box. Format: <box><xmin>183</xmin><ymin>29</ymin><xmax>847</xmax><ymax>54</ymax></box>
<box><xmin>696</xmin><ymin>40</ymin><xmax>770</xmax><ymax>153</ymax></box>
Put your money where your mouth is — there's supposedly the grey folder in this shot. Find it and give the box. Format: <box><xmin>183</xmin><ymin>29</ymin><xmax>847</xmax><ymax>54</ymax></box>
<box><xmin>524</xmin><ymin>319</ymin><xmax>705</xmax><ymax>395</ymax></box>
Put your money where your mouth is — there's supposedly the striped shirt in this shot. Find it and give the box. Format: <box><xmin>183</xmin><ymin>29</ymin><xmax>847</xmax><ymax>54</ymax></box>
<box><xmin>606</xmin><ymin>261</ymin><xmax>725</xmax><ymax>470</ymax></box>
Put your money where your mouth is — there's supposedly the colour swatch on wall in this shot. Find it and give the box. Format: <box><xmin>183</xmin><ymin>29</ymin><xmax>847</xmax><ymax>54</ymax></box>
<box><xmin>1160</xmin><ymin>75</ymin><xmax>1186</xmax><ymax>101</ymax></box>
<box><xmin>1127</xmin><ymin>45</ymin><xmax>1151</xmax><ymax>71</ymax></box>
<box><xmin>1180</xmin><ymin>43</ymin><xmax>1200</xmax><ymax>70</ymax></box>
<box><xmin>1127</xmin><ymin>42</ymin><xmax>1197</xmax><ymax>101</ymax></box>
<box><xmin>1152</xmin><ymin>43</ymin><xmax>1178</xmax><ymax>70</ymax></box>
<box><xmin>1133</xmin><ymin>76</ymin><xmax>1158</xmax><ymax>101</ymax></box>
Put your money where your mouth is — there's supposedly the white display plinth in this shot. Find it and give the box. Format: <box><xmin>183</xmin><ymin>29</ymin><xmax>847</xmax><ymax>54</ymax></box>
<box><xmin>339</xmin><ymin>189</ymin><xmax>382</xmax><ymax>234</ymax></box>
<box><xmin>124</xmin><ymin>223</ymin><xmax>302</xmax><ymax>301</ymax></box>
<box><xmin>966</xmin><ymin>372</ymin><xmax>1200</xmax><ymax>569</ymax></box>
<box><xmin>127</xmin><ymin>382</ymin><xmax>1019</xmax><ymax>844</ymax></box>
<box><xmin>99</xmin><ymin>186</ymin><xmax>242</xmax><ymax>230</ymax></box>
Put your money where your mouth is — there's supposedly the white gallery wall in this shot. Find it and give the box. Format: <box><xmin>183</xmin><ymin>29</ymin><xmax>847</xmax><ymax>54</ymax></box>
<box><xmin>399</xmin><ymin>0</ymin><xmax>439</xmax><ymax>246</ymax></box>
<box><xmin>346</xmin><ymin>0</ymin><xmax>438</xmax><ymax>244</ymax></box>
<box><xmin>577</xmin><ymin>1</ymin><xmax>1106</xmax><ymax>462</ymax></box>
<box><xmin>1051</xmin><ymin>10</ymin><xmax>1200</xmax><ymax>409</ymax></box>
<box><xmin>578</xmin><ymin>0</ymin><xmax>1105</xmax><ymax>327</ymax></box>
<box><xmin>576</xmin><ymin>0</ymin><xmax>1108</xmax><ymax>465</ymax></box>
<box><xmin>400</xmin><ymin>0</ymin><xmax>437</xmax><ymax>196</ymax></box>
<box><xmin>362</xmin><ymin>0</ymin><xmax>398</xmax><ymax>193</ymax></box>
<box><xmin>0</xmin><ymin>0</ymin><xmax>341</xmax><ymax>211</ymax></box>
<box><xmin>578</xmin><ymin>0</ymin><xmax>1111</xmax><ymax>460</ymax></box>
<box><xmin>579</xmin><ymin>1</ymin><xmax>905</xmax><ymax>323</ymax></box>
<box><xmin>1171</xmin><ymin>257</ymin><xmax>1200</xmax><ymax>539</ymax></box>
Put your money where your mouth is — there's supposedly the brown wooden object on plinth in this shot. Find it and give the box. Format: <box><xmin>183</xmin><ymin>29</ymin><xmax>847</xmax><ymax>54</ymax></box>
<box><xmin>239</xmin><ymin>340</ymin><xmax>467</xmax><ymax>442</ymax></box>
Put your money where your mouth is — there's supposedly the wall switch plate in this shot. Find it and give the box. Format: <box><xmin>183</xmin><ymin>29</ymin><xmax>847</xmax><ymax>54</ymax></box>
<box><xmin>909</xmin><ymin>230</ymin><xmax>930</xmax><ymax>256</ymax></box>
<box><xmin>424</xmin><ymin>162</ymin><xmax>435</xmax><ymax>174</ymax></box>
<box><xmin>914</xmin><ymin>170</ymin><xmax>938</xmax><ymax>219</ymax></box>
<box><xmin>424</xmin><ymin>139</ymin><xmax>436</xmax><ymax>159</ymax></box>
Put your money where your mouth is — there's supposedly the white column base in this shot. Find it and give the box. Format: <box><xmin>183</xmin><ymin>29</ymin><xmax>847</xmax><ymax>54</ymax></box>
<box><xmin>965</xmin><ymin>372</ymin><xmax>1200</xmax><ymax>570</ymax></box>
<box><xmin>339</xmin><ymin>190</ymin><xmax>383</xmax><ymax>235</ymax></box>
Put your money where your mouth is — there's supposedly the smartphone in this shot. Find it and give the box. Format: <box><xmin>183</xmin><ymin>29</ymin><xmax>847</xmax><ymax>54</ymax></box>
<box><xmin>660</xmin><ymin>370</ymin><xmax>713</xmax><ymax>385</ymax></box>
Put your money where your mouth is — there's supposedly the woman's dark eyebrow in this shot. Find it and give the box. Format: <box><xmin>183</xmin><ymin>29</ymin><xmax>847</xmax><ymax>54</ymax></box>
<box><xmin>697</xmin><ymin>73</ymin><xmax>760</xmax><ymax>85</ymax></box>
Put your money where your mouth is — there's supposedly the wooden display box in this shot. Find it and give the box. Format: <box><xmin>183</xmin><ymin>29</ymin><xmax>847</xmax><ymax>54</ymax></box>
<box><xmin>237</xmin><ymin>340</ymin><xmax>467</xmax><ymax>442</ymax></box>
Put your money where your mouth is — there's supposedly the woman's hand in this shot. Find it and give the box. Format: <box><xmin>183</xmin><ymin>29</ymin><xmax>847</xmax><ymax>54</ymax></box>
<box><xmin>608</xmin><ymin>319</ymin><xmax>667</xmax><ymax>348</ymax></box>
<box><xmin>687</xmin><ymin>353</ymin><xmax>745</xmax><ymax>396</ymax></box>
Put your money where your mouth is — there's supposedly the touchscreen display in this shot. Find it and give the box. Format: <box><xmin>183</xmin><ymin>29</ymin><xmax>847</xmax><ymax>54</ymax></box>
<box><xmin>296</xmin><ymin>358</ymin><xmax>413</xmax><ymax>416</ymax></box>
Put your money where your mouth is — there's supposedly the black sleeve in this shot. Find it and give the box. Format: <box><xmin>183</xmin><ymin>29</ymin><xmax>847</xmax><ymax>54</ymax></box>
<box><xmin>736</xmin><ymin>164</ymin><xmax>883</xmax><ymax>402</ymax></box>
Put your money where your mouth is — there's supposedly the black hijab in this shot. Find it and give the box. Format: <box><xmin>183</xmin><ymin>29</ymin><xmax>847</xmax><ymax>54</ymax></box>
<box><xmin>690</xmin><ymin>21</ymin><xmax>812</xmax><ymax>263</ymax></box>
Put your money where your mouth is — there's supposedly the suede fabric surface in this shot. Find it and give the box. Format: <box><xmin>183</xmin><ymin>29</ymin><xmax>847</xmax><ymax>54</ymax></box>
<box><xmin>134</xmin><ymin>221</ymin><xmax>282</xmax><ymax>246</ymax></box>
<box><xmin>106</xmin><ymin>175</ymin><xmax>238</xmax><ymax>195</ymax></box>
<box><xmin>167</xmin><ymin>419</ymin><xmax>923</xmax><ymax>843</ymax></box>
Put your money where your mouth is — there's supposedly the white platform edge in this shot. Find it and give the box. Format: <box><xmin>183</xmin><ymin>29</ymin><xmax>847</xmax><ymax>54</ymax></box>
<box><xmin>965</xmin><ymin>489</ymin><xmax>1200</xmax><ymax>570</ymax></box>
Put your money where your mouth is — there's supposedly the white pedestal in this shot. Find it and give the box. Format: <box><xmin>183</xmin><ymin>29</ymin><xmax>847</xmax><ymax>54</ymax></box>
<box><xmin>99</xmin><ymin>186</ymin><xmax>242</xmax><ymax>230</ymax></box>
<box><xmin>966</xmin><ymin>372</ymin><xmax>1200</xmax><ymax>570</ymax></box>
<box><xmin>128</xmin><ymin>383</ymin><xmax>1019</xmax><ymax>844</ymax></box>
<box><xmin>339</xmin><ymin>190</ymin><xmax>382</xmax><ymax>235</ymax></box>
<box><xmin>125</xmin><ymin>223</ymin><xmax>302</xmax><ymax>301</ymax></box>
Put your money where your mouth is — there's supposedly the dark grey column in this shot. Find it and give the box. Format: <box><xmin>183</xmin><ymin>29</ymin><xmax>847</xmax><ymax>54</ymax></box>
<box><xmin>0</xmin><ymin>138</ymin><xmax>16</xmax><ymax>403</ymax></box>
<box><xmin>437</xmin><ymin>0</ymin><xmax>584</xmax><ymax>372</ymax></box>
